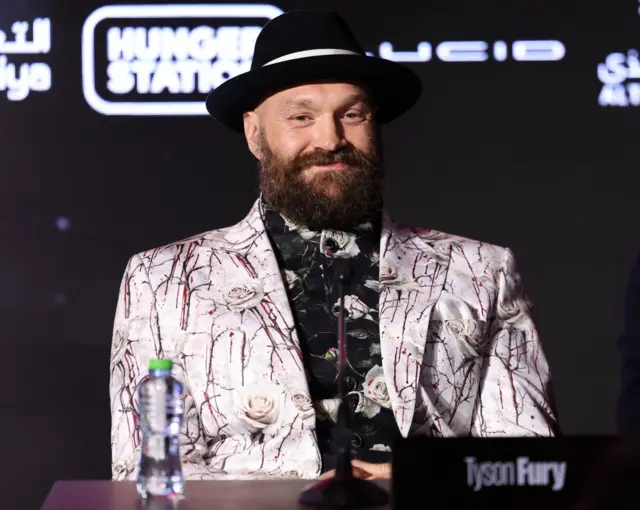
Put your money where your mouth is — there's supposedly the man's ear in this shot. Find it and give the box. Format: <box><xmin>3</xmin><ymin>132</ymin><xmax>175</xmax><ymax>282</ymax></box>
<box><xmin>243</xmin><ymin>111</ymin><xmax>261</xmax><ymax>160</ymax></box>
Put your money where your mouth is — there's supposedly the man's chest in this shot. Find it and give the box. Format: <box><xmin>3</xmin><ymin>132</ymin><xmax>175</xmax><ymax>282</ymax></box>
<box><xmin>143</xmin><ymin>224</ymin><xmax>498</xmax><ymax>439</ymax></box>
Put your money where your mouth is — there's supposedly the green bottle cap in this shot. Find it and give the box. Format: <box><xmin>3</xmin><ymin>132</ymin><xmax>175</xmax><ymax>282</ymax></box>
<box><xmin>149</xmin><ymin>359</ymin><xmax>172</xmax><ymax>370</ymax></box>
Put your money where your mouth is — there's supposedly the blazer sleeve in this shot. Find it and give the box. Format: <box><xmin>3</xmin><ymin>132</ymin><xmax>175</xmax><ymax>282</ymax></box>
<box><xmin>617</xmin><ymin>252</ymin><xmax>640</xmax><ymax>435</ymax></box>
<box><xmin>473</xmin><ymin>248</ymin><xmax>559</xmax><ymax>436</ymax></box>
<box><xmin>109</xmin><ymin>254</ymin><xmax>222</xmax><ymax>480</ymax></box>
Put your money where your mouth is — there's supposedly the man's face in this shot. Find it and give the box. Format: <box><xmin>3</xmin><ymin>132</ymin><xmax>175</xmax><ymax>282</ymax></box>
<box><xmin>244</xmin><ymin>82</ymin><xmax>384</xmax><ymax>231</ymax></box>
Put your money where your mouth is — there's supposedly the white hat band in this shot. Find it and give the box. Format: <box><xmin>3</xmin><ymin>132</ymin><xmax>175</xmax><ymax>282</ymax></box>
<box><xmin>263</xmin><ymin>48</ymin><xmax>361</xmax><ymax>66</ymax></box>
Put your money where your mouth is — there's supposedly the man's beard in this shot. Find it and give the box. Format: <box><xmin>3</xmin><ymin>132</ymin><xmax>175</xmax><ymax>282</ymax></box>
<box><xmin>258</xmin><ymin>133</ymin><xmax>384</xmax><ymax>232</ymax></box>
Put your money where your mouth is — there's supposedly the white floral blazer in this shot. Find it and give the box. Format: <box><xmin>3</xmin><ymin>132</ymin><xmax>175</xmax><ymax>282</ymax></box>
<box><xmin>110</xmin><ymin>199</ymin><xmax>557</xmax><ymax>480</ymax></box>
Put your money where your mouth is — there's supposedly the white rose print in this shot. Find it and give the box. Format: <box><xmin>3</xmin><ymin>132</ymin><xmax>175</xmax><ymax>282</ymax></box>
<box><xmin>364</xmin><ymin>279</ymin><xmax>379</xmax><ymax>292</ymax></box>
<box><xmin>291</xmin><ymin>391</ymin><xmax>314</xmax><ymax>419</ymax></box>
<box><xmin>220</xmin><ymin>280</ymin><xmax>264</xmax><ymax>312</ymax></box>
<box><xmin>234</xmin><ymin>383</ymin><xmax>281</xmax><ymax>434</ymax></box>
<box><xmin>418</xmin><ymin>229</ymin><xmax>450</xmax><ymax>242</ymax></box>
<box><xmin>297</xmin><ymin>226</ymin><xmax>318</xmax><ymax>241</ymax></box>
<box><xmin>370</xmin><ymin>444</ymin><xmax>392</xmax><ymax>452</ymax></box>
<box><xmin>430</xmin><ymin>241</ymin><xmax>451</xmax><ymax>263</ymax></box>
<box><xmin>110</xmin><ymin>199</ymin><xmax>556</xmax><ymax>481</ymax></box>
<box><xmin>480</xmin><ymin>266</ymin><xmax>530</xmax><ymax>322</ymax></box>
<box><xmin>110</xmin><ymin>332</ymin><xmax>127</xmax><ymax>366</ymax></box>
<box><xmin>321</xmin><ymin>230</ymin><xmax>360</xmax><ymax>258</ymax></box>
<box><xmin>332</xmin><ymin>295</ymin><xmax>374</xmax><ymax>321</ymax></box>
<box><xmin>351</xmin><ymin>390</ymin><xmax>381</xmax><ymax>418</ymax></box>
<box><xmin>315</xmin><ymin>398</ymin><xmax>340</xmax><ymax>422</ymax></box>
<box><xmin>497</xmin><ymin>273</ymin><xmax>522</xmax><ymax>320</ymax></box>
<box><xmin>379</xmin><ymin>263</ymin><xmax>419</xmax><ymax>291</ymax></box>
<box><xmin>284</xmin><ymin>269</ymin><xmax>300</xmax><ymax>289</ymax></box>
<box><xmin>281</xmin><ymin>215</ymin><xmax>318</xmax><ymax>241</ymax></box>
<box><xmin>363</xmin><ymin>365</ymin><xmax>391</xmax><ymax>408</ymax></box>
<box><xmin>495</xmin><ymin>254</ymin><xmax>530</xmax><ymax>322</ymax></box>
<box><xmin>444</xmin><ymin>319</ymin><xmax>489</xmax><ymax>358</ymax></box>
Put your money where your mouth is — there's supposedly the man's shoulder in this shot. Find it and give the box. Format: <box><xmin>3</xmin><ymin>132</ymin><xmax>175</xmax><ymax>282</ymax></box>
<box><xmin>393</xmin><ymin>221</ymin><xmax>511</xmax><ymax>266</ymax></box>
<box><xmin>128</xmin><ymin>220</ymin><xmax>246</xmax><ymax>267</ymax></box>
<box><xmin>130</xmin><ymin>201</ymin><xmax>262</xmax><ymax>265</ymax></box>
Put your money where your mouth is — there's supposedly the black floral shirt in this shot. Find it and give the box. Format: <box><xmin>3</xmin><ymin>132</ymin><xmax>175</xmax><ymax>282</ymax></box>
<box><xmin>262</xmin><ymin>205</ymin><xmax>401</xmax><ymax>472</ymax></box>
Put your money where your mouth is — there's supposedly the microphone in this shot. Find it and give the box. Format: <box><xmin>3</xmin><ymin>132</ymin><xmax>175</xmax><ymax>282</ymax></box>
<box><xmin>298</xmin><ymin>258</ymin><xmax>389</xmax><ymax>508</ymax></box>
<box><xmin>333</xmin><ymin>259</ymin><xmax>353</xmax><ymax>478</ymax></box>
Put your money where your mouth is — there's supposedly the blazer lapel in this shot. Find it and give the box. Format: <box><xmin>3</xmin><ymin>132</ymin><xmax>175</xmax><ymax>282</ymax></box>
<box><xmin>378</xmin><ymin>216</ymin><xmax>451</xmax><ymax>437</ymax></box>
<box><xmin>193</xmin><ymin>200</ymin><xmax>308</xmax><ymax>392</ymax></box>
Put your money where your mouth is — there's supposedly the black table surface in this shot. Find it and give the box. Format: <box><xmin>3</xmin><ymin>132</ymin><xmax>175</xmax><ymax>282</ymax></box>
<box><xmin>41</xmin><ymin>480</ymin><xmax>392</xmax><ymax>510</ymax></box>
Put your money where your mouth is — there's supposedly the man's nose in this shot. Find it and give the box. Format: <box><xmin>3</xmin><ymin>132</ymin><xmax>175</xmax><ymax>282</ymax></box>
<box><xmin>313</xmin><ymin>114</ymin><xmax>347</xmax><ymax>152</ymax></box>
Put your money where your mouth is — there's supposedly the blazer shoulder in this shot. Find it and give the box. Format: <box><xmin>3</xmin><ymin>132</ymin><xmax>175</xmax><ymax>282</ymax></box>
<box><xmin>399</xmin><ymin>222</ymin><xmax>511</xmax><ymax>267</ymax></box>
<box><xmin>124</xmin><ymin>202</ymin><xmax>263</xmax><ymax>276</ymax></box>
<box><xmin>128</xmin><ymin>221</ymin><xmax>243</xmax><ymax>269</ymax></box>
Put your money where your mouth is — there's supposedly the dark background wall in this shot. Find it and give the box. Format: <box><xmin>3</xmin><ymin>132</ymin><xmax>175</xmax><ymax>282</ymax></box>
<box><xmin>2</xmin><ymin>0</ymin><xmax>638</xmax><ymax>508</ymax></box>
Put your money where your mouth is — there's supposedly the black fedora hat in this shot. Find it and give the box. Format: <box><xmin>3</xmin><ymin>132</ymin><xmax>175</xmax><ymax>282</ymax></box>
<box><xmin>205</xmin><ymin>10</ymin><xmax>422</xmax><ymax>132</ymax></box>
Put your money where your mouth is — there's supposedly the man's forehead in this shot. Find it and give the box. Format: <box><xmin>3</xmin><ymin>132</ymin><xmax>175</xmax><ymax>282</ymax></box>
<box><xmin>262</xmin><ymin>83</ymin><xmax>372</xmax><ymax>110</ymax></box>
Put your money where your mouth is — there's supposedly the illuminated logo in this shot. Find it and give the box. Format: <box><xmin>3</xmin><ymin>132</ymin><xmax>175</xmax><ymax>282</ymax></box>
<box><xmin>375</xmin><ymin>40</ymin><xmax>565</xmax><ymax>62</ymax></box>
<box><xmin>597</xmin><ymin>50</ymin><xmax>640</xmax><ymax>107</ymax></box>
<box><xmin>81</xmin><ymin>4</ymin><xmax>283</xmax><ymax>115</ymax></box>
<box><xmin>81</xmin><ymin>4</ymin><xmax>566</xmax><ymax>116</ymax></box>
<box><xmin>0</xmin><ymin>18</ymin><xmax>52</xmax><ymax>101</ymax></box>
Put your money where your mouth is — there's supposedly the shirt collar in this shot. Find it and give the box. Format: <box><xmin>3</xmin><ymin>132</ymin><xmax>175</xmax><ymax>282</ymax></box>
<box><xmin>260</xmin><ymin>197</ymin><xmax>380</xmax><ymax>235</ymax></box>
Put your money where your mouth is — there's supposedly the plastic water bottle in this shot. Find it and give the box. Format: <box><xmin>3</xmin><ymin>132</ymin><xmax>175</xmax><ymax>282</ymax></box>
<box><xmin>136</xmin><ymin>359</ymin><xmax>184</xmax><ymax>499</ymax></box>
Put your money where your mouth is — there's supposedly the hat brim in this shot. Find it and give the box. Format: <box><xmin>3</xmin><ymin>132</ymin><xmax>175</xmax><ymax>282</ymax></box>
<box><xmin>205</xmin><ymin>54</ymin><xmax>422</xmax><ymax>133</ymax></box>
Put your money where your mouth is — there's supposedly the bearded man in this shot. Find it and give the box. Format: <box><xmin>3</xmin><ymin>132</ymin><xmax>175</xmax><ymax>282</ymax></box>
<box><xmin>110</xmin><ymin>10</ymin><xmax>558</xmax><ymax>482</ymax></box>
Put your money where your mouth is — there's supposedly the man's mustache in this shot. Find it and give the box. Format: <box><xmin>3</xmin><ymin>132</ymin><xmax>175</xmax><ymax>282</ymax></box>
<box><xmin>291</xmin><ymin>149</ymin><xmax>374</xmax><ymax>170</ymax></box>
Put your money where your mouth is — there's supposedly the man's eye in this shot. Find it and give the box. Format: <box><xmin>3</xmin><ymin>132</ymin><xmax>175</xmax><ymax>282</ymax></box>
<box><xmin>294</xmin><ymin>115</ymin><xmax>310</xmax><ymax>122</ymax></box>
<box><xmin>344</xmin><ymin>111</ymin><xmax>364</xmax><ymax>120</ymax></box>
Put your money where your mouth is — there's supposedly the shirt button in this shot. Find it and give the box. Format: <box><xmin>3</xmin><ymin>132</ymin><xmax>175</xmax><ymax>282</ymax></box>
<box><xmin>324</xmin><ymin>239</ymin><xmax>338</xmax><ymax>252</ymax></box>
